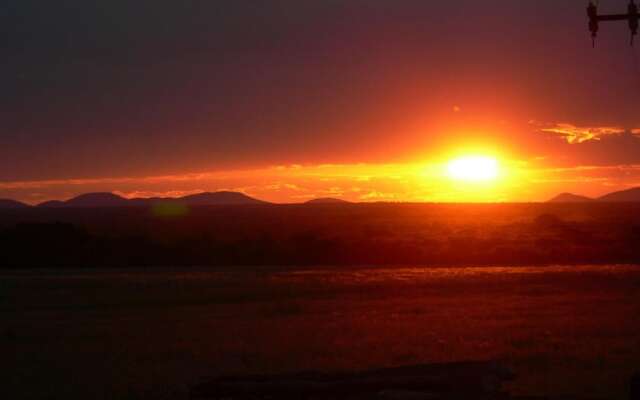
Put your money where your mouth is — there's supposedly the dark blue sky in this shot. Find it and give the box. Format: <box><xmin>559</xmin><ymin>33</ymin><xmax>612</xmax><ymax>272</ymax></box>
<box><xmin>2</xmin><ymin>0</ymin><xmax>639</xmax><ymax>185</ymax></box>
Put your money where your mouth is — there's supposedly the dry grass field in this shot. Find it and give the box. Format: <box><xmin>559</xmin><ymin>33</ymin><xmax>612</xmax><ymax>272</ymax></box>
<box><xmin>2</xmin><ymin>264</ymin><xmax>640</xmax><ymax>399</ymax></box>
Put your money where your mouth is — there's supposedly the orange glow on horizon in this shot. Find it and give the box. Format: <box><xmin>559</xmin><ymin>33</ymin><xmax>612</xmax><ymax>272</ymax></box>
<box><xmin>1</xmin><ymin>155</ymin><xmax>619</xmax><ymax>205</ymax></box>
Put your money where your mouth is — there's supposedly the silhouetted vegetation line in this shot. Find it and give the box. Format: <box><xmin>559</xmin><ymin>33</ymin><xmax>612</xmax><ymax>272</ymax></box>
<box><xmin>1</xmin><ymin>203</ymin><xmax>640</xmax><ymax>268</ymax></box>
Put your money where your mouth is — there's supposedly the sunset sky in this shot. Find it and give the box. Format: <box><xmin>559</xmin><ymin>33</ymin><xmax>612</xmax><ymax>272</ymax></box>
<box><xmin>2</xmin><ymin>0</ymin><xmax>640</xmax><ymax>204</ymax></box>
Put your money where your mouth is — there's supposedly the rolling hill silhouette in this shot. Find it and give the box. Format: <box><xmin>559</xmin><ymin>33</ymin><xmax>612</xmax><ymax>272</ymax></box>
<box><xmin>305</xmin><ymin>197</ymin><xmax>352</xmax><ymax>204</ymax></box>
<box><xmin>0</xmin><ymin>199</ymin><xmax>29</xmax><ymax>208</ymax></box>
<box><xmin>7</xmin><ymin>187</ymin><xmax>640</xmax><ymax>208</ymax></box>
<box><xmin>597</xmin><ymin>187</ymin><xmax>640</xmax><ymax>202</ymax></box>
<box><xmin>64</xmin><ymin>192</ymin><xmax>131</xmax><ymax>207</ymax></box>
<box><xmin>178</xmin><ymin>191</ymin><xmax>269</xmax><ymax>205</ymax></box>
<box><xmin>36</xmin><ymin>200</ymin><xmax>66</xmax><ymax>208</ymax></box>
<box><xmin>36</xmin><ymin>191</ymin><xmax>269</xmax><ymax>207</ymax></box>
<box><xmin>549</xmin><ymin>187</ymin><xmax>640</xmax><ymax>203</ymax></box>
<box><xmin>548</xmin><ymin>193</ymin><xmax>593</xmax><ymax>203</ymax></box>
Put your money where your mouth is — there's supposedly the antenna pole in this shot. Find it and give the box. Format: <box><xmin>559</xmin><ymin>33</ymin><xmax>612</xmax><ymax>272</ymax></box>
<box><xmin>630</xmin><ymin>0</ymin><xmax>639</xmax><ymax>45</ymax></box>
<box><xmin>587</xmin><ymin>0</ymin><xmax>640</xmax><ymax>46</ymax></box>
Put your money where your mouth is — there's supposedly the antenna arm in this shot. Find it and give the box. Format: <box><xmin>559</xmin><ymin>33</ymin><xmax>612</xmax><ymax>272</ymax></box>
<box><xmin>597</xmin><ymin>14</ymin><xmax>635</xmax><ymax>22</ymax></box>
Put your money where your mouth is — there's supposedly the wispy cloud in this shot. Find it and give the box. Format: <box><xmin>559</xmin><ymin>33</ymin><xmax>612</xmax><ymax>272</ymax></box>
<box><xmin>536</xmin><ymin>122</ymin><xmax>633</xmax><ymax>144</ymax></box>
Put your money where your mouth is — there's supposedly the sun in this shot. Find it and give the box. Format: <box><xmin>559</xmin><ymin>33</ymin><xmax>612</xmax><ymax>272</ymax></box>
<box><xmin>447</xmin><ymin>156</ymin><xmax>499</xmax><ymax>182</ymax></box>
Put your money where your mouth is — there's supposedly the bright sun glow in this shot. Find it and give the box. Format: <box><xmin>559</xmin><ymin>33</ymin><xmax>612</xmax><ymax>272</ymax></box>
<box><xmin>447</xmin><ymin>156</ymin><xmax>499</xmax><ymax>182</ymax></box>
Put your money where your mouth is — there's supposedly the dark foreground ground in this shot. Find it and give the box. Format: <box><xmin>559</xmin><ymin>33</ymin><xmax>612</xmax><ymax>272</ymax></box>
<box><xmin>1</xmin><ymin>265</ymin><xmax>640</xmax><ymax>399</ymax></box>
<box><xmin>3</xmin><ymin>203</ymin><xmax>640</xmax><ymax>267</ymax></box>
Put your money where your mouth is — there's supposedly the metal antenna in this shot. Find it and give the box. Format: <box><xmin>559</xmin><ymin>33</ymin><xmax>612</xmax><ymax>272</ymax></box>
<box><xmin>587</xmin><ymin>0</ymin><xmax>640</xmax><ymax>46</ymax></box>
<box><xmin>588</xmin><ymin>1</ymin><xmax>599</xmax><ymax>47</ymax></box>
<box><xmin>630</xmin><ymin>0</ymin><xmax>639</xmax><ymax>46</ymax></box>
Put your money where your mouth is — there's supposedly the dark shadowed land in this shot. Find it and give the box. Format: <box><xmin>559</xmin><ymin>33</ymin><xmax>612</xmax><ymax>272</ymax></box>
<box><xmin>2</xmin><ymin>203</ymin><xmax>640</xmax><ymax>268</ymax></box>
<box><xmin>2</xmin><ymin>203</ymin><xmax>640</xmax><ymax>399</ymax></box>
<box><xmin>1</xmin><ymin>265</ymin><xmax>640</xmax><ymax>399</ymax></box>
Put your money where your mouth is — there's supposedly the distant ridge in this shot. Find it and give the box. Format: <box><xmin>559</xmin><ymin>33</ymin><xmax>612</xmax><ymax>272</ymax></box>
<box><xmin>178</xmin><ymin>191</ymin><xmax>269</xmax><ymax>205</ymax></box>
<box><xmin>548</xmin><ymin>193</ymin><xmax>593</xmax><ymax>203</ymax></box>
<box><xmin>305</xmin><ymin>197</ymin><xmax>352</xmax><ymax>204</ymax></box>
<box><xmin>64</xmin><ymin>192</ymin><xmax>130</xmax><ymax>207</ymax></box>
<box><xmin>597</xmin><ymin>187</ymin><xmax>640</xmax><ymax>202</ymax></box>
<box><xmin>0</xmin><ymin>199</ymin><xmax>30</xmax><ymax>208</ymax></box>
<box><xmin>547</xmin><ymin>187</ymin><xmax>640</xmax><ymax>203</ymax></box>
<box><xmin>13</xmin><ymin>187</ymin><xmax>640</xmax><ymax>207</ymax></box>
<box><xmin>36</xmin><ymin>200</ymin><xmax>66</xmax><ymax>208</ymax></box>
<box><xmin>36</xmin><ymin>191</ymin><xmax>270</xmax><ymax>208</ymax></box>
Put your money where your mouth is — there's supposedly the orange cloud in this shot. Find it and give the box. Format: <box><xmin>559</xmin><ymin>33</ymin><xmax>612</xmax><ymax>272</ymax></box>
<box><xmin>537</xmin><ymin>123</ymin><xmax>630</xmax><ymax>144</ymax></box>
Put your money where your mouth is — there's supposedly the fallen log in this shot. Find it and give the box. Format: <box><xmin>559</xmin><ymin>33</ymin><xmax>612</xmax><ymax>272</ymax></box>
<box><xmin>190</xmin><ymin>360</ymin><xmax>515</xmax><ymax>399</ymax></box>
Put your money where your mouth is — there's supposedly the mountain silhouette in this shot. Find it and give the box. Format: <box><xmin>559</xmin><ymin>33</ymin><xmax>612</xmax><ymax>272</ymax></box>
<box><xmin>36</xmin><ymin>191</ymin><xmax>269</xmax><ymax>208</ymax></box>
<box><xmin>37</xmin><ymin>200</ymin><xmax>67</xmax><ymax>208</ymax></box>
<box><xmin>548</xmin><ymin>193</ymin><xmax>593</xmax><ymax>203</ymax></box>
<box><xmin>305</xmin><ymin>197</ymin><xmax>352</xmax><ymax>204</ymax></box>
<box><xmin>548</xmin><ymin>187</ymin><xmax>640</xmax><ymax>203</ymax></box>
<box><xmin>17</xmin><ymin>187</ymin><xmax>640</xmax><ymax>207</ymax></box>
<box><xmin>597</xmin><ymin>187</ymin><xmax>640</xmax><ymax>202</ymax></box>
<box><xmin>0</xmin><ymin>199</ymin><xmax>30</xmax><ymax>208</ymax></box>
<box><xmin>63</xmin><ymin>192</ymin><xmax>130</xmax><ymax>207</ymax></box>
<box><xmin>178</xmin><ymin>191</ymin><xmax>269</xmax><ymax>205</ymax></box>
